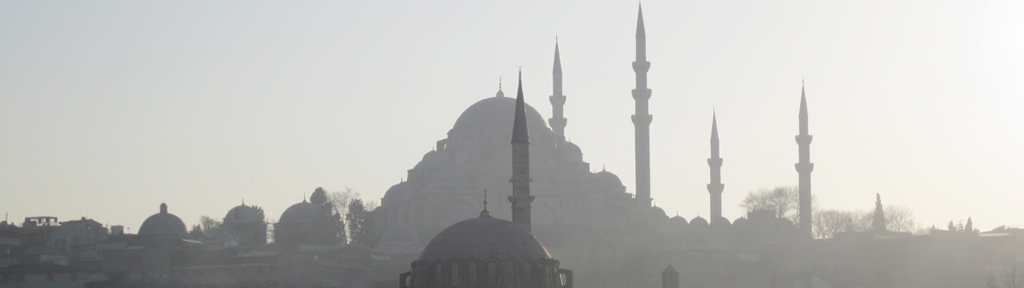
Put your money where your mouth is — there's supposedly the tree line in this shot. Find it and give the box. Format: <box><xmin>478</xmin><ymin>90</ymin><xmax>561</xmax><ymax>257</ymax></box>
<box><xmin>740</xmin><ymin>186</ymin><xmax>916</xmax><ymax>239</ymax></box>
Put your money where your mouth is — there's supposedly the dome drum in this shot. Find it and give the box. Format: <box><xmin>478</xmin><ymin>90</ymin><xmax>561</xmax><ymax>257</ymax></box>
<box><xmin>403</xmin><ymin>258</ymin><xmax>570</xmax><ymax>288</ymax></box>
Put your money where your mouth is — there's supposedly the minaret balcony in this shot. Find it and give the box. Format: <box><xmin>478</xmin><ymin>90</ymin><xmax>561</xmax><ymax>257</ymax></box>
<box><xmin>632</xmin><ymin>61</ymin><xmax>651</xmax><ymax>73</ymax></box>
<box><xmin>795</xmin><ymin>135</ymin><xmax>813</xmax><ymax>145</ymax></box>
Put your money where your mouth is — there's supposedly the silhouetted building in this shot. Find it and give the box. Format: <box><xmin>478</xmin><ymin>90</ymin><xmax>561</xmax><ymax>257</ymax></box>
<box><xmin>399</xmin><ymin>75</ymin><xmax>572</xmax><ymax>288</ymax></box>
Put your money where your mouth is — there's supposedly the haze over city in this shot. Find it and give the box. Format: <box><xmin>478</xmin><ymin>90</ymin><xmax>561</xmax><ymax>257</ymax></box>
<box><xmin>2</xmin><ymin>1</ymin><xmax>1022</xmax><ymax>233</ymax></box>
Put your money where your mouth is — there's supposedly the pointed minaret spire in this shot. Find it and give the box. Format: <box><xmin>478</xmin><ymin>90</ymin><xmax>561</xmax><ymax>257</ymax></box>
<box><xmin>509</xmin><ymin>70</ymin><xmax>535</xmax><ymax>232</ymax></box>
<box><xmin>550</xmin><ymin>40</ymin><xmax>568</xmax><ymax>143</ymax></box>
<box><xmin>707</xmin><ymin>112</ymin><xmax>725</xmax><ymax>225</ymax></box>
<box><xmin>636</xmin><ymin>4</ymin><xmax>647</xmax><ymax>61</ymax></box>
<box><xmin>795</xmin><ymin>81</ymin><xmax>814</xmax><ymax>240</ymax></box>
<box><xmin>631</xmin><ymin>4</ymin><xmax>654</xmax><ymax>209</ymax></box>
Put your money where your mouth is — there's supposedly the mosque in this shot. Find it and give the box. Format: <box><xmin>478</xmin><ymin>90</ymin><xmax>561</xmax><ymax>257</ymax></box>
<box><xmin>374</xmin><ymin>4</ymin><xmax>813</xmax><ymax>252</ymax></box>
<box><xmin>378</xmin><ymin>5</ymin><xmax>816</xmax><ymax>288</ymax></box>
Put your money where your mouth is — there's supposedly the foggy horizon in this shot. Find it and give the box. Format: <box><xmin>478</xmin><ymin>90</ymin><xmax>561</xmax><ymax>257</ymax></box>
<box><xmin>2</xmin><ymin>1</ymin><xmax>1022</xmax><ymax>234</ymax></box>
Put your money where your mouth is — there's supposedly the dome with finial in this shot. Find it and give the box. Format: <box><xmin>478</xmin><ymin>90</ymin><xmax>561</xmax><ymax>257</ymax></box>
<box><xmin>138</xmin><ymin>203</ymin><xmax>191</xmax><ymax>239</ymax></box>
<box><xmin>224</xmin><ymin>203</ymin><xmax>264</xmax><ymax>224</ymax></box>
<box><xmin>418</xmin><ymin>213</ymin><xmax>550</xmax><ymax>261</ymax></box>
<box><xmin>279</xmin><ymin>200</ymin><xmax>329</xmax><ymax>224</ymax></box>
<box><xmin>690</xmin><ymin>216</ymin><xmax>709</xmax><ymax>228</ymax></box>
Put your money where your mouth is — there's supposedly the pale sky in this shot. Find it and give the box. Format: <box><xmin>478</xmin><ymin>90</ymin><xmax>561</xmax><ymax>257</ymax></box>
<box><xmin>1</xmin><ymin>1</ymin><xmax>1021</xmax><ymax>233</ymax></box>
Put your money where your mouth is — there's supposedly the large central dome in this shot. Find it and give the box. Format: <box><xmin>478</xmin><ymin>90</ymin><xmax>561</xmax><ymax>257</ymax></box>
<box><xmin>448</xmin><ymin>96</ymin><xmax>555</xmax><ymax>153</ymax></box>
<box><xmin>419</xmin><ymin>214</ymin><xmax>550</xmax><ymax>261</ymax></box>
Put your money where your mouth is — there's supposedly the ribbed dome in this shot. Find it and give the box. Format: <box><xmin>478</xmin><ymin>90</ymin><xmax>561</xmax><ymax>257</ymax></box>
<box><xmin>224</xmin><ymin>204</ymin><xmax>264</xmax><ymax>224</ymax></box>
<box><xmin>419</xmin><ymin>215</ymin><xmax>550</xmax><ymax>261</ymax></box>
<box><xmin>279</xmin><ymin>201</ymin><xmax>329</xmax><ymax>224</ymax></box>
<box><xmin>138</xmin><ymin>203</ymin><xmax>190</xmax><ymax>238</ymax></box>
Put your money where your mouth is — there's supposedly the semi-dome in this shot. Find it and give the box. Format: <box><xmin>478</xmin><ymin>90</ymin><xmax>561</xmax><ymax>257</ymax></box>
<box><xmin>138</xmin><ymin>203</ymin><xmax>190</xmax><ymax>238</ymax></box>
<box><xmin>419</xmin><ymin>214</ymin><xmax>550</xmax><ymax>261</ymax></box>
<box><xmin>384</xmin><ymin>182</ymin><xmax>408</xmax><ymax>199</ymax></box>
<box><xmin>223</xmin><ymin>204</ymin><xmax>264</xmax><ymax>224</ymax></box>
<box><xmin>279</xmin><ymin>201</ymin><xmax>329</xmax><ymax>224</ymax></box>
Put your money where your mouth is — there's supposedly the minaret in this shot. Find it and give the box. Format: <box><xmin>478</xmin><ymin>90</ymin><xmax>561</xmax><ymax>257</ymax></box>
<box><xmin>707</xmin><ymin>112</ymin><xmax>724</xmax><ymax>224</ymax></box>
<box><xmin>549</xmin><ymin>41</ymin><xmax>567</xmax><ymax>143</ymax></box>
<box><xmin>509</xmin><ymin>71</ymin><xmax>535</xmax><ymax>232</ymax></box>
<box><xmin>632</xmin><ymin>5</ymin><xmax>653</xmax><ymax>208</ymax></box>
<box><xmin>795</xmin><ymin>83</ymin><xmax>814</xmax><ymax>240</ymax></box>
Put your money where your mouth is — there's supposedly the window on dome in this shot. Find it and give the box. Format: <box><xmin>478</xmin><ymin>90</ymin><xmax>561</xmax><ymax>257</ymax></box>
<box><xmin>468</xmin><ymin>263</ymin><xmax>478</xmax><ymax>286</ymax></box>
<box><xmin>502</xmin><ymin>262</ymin><xmax>514</xmax><ymax>286</ymax></box>
<box><xmin>435</xmin><ymin>264</ymin><xmax>444</xmax><ymax>286</ymax></box>
<box><xmin>487</xmin><ymin>262</ymin><xmax>497</xmax><ymax>285</ymax></box>
<box><xmin>451</xmin><ymin>263</ymin><xmax>460</xmax><ymax>286</ymax></box>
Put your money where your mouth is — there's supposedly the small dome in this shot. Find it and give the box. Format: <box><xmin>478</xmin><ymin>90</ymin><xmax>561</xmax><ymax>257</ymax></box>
<box><xmin>223</xmin><ymin>204</ymin><xmax>264</xmax><ymax>224</ymax></box>
<box><xmin>690</xmin><ymin>216</ymin><xmax>709</xmax><ymax>227</ymax></box>
<box><xmin>592</xmin><ymin>170</ymin><xmax>624</xmax><ymax>188</ymax></box>
<box><xmin>138</xmin><ymin>203</ymin><xmax>190</xmax><ymax>239</ymax></box>
<box><xmin>732</xmin><ymin>217</ymin><xmax>749</xmax><ymax>228</ymax></box>
<box><xmin>558</xmin><ymin>141</ymin><xmax>583</xmax><ymax>162</ymax></box>
<box><xmin>651</xmin><ymin>206</ymin><xmax>668</xmax><ymax>219</ymax></box>
<box><xmin>419</xmin><ymin>215</ymin><xmax>550</xmax><ymax>261</ymax></box>
<box><xmin>381</xmin><ymin>224</ymin><xmax>419</xmax><ymax>243</ymax></box>
<box><xmin>670</xmin><ymin>215</ymin><xmax>688</xmax><ymax>225</ymax></box>
<box><xmin>279</xmin><ymin>201</ymin><xmax>329</xmax><ymax>224</ymax></box>
<box><xmin>711</xmin><ymin>216</ymin><xmax>731</xmax><ymax>228</ymax></box>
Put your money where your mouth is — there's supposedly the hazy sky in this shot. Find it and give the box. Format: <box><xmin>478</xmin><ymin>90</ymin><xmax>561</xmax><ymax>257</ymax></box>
<box><xmin>1</xmin><ymin>1</ymin><xmax>1021</xmax><ymax>233</ymax></box>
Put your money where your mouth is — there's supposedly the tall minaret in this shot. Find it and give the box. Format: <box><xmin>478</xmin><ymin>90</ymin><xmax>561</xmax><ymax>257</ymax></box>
<box><xmin>509</xmin><ymin>71</ymin><xmax>535</xmax><ymax>232</ymax></box>
<box><xmin>632</xmin><ymin>5</ymin><xmax>653</xmax><ymax>208</ymax></box>
<box><xmin>795</xmin><ymin>83</ymin><xmax>814</xmax><ymax>240</ymax></box>
<box><xmin>549</xmin><ymin>41</ymin><xmax>567</xmax><ymax>143</ymax></box>
<box><xmin>707</xmin><ymin>112</ymin><xmax>724</xmax><ymax>224</ymax></box>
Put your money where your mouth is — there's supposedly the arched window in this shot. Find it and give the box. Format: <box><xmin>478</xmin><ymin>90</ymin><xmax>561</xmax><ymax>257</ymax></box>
<box><xmin>487</xmin><ymin>262</ymin><xmax>497</xmax><ymax>286</ymax></box>
<box><xmin>503</xmin><ymin>262</ymin><xmax>515</xmax><ymax>286</ymax></box>
<box><xmin>451</xmin><ymin>263</ymin><xmax>460</xmax><ymax>286</ymax></box>
<box><xmin>435</xmin><ymin>264</ymin><xmax>444</xmax><ymax>286</ymax></box>
<box><xmin>468</xmin><ymin>263</ymin><xmax>478</xmax><ymax>286</ymax></box>
<box><xmin>520</xmin><ymin>262</ymin><xmax>531</xmax><ymax>286</ymax></box>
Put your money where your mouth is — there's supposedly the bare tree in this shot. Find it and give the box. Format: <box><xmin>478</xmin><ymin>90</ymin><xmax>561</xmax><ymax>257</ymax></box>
<box><xmin>200</xmin><ymin>215</ymin><xmax>221</xmax><ymax>232</ymax></box>
<box><xmin>989</xmin><ymin>260</ymin><xmax>1024</xmax><ymax>288</ymax></box>
<box><xmin>884</xmin><ymin>206</ymin><xmax>916</xmax><ymax>232</ymax></box>
<box><xmin>328</xmin><ymin>187</ymin><xmax>359</xmax><ymax>217</ymax></box>
<box><xmin>1004</xmin><ymin>260</ymin><xmax>1024</xmax><ymax>288</ymax></box>
<box><xmin>741</xmin><ymin>186</ymin><xmax>797</xmax><ymax>219</ymax></box>
<box><xmin>740</xmin><ymin>186</ymin><xmax>816</xmax><ymax>224</ymax></box>
<box><xmin>813</xmin><ymin>210</ymin><xmax>855</xmax><ymax>239</ymax></box>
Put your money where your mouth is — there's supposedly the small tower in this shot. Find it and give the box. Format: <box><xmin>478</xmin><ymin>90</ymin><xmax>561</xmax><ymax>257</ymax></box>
<box><xmin>662</xmin><ymin>265</ymin><xmax>679</xmax><ymax>288</ymax></box>
<box><xmin>509</xmin><ymin>71</ymin><xmax>535</xmax><ymax>232</ymax></box>
<box><xmin>632</xmin><ymin>4</ymin><xmax>653</xmax><ymax>208</ymax></box>
<box><xmin>795</xmin><ymin>82</ymin><xmax>815</xmax><ymax>240</ymax></box>
<box><xmin>549</xmin><ymin>41</ymin><xmax>568</xmax><ymax>143</ymax></box>
<box><xmin>707</xmin><ymin>112</ymin><xmax>725</xmax><ymax>224</ymax></box>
